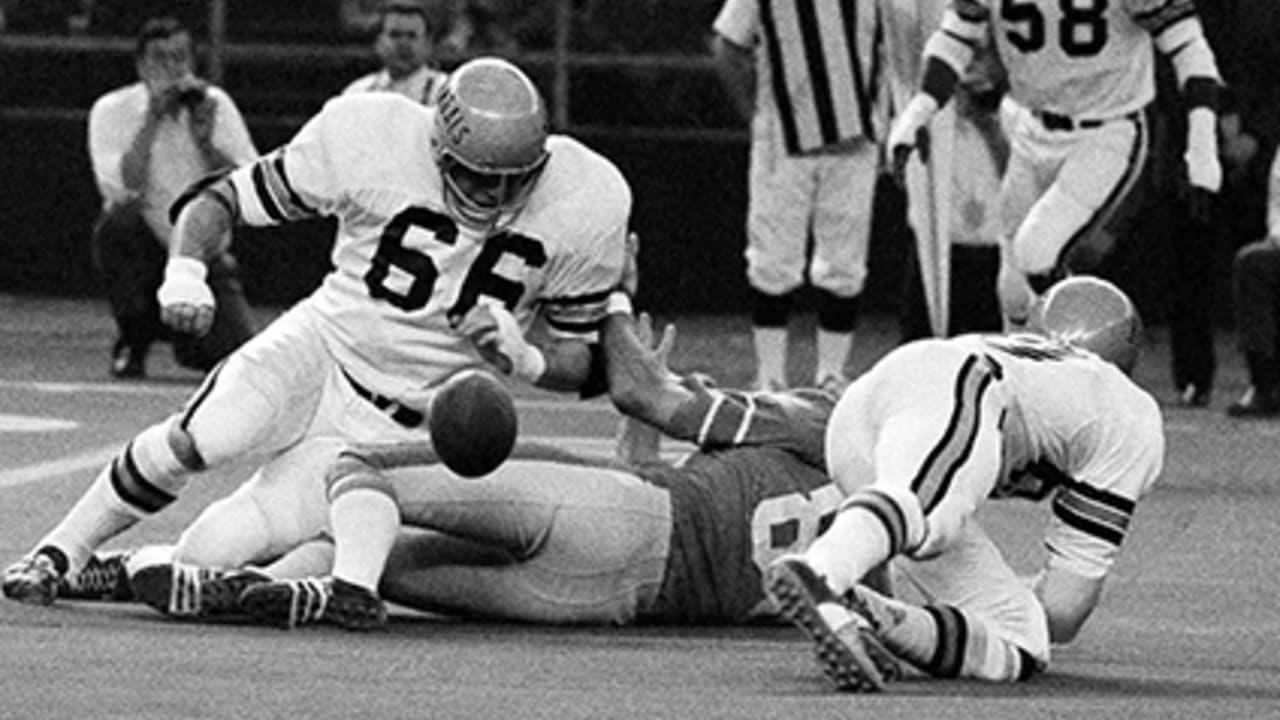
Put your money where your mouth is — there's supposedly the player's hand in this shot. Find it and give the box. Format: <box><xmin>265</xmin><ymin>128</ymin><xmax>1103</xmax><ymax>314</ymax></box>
<box><xmin>886</xmin><ymin>94</ymin><xmax>938</xmax><ymax>188</ymax></box>
<box><xmin>619</xmin><ymin>231</ymin><xmax>640</xmax><ymax>298</ymax></box>
<box><xmin>457</xmin><ymin>302</ymin><xmax>545</xmax><ymax>381</ymax></box>
<box><xmin>157</xmin><ymin>257</ymin><xmax>215</xmax><ymax>336</ymax></box>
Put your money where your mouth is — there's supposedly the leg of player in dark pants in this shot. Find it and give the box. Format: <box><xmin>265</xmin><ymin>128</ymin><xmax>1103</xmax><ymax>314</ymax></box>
<box><xmin>90</xmin><ymin>202</ymin><xmax>166</xmax><ymax>378</ymax></box>
<box><xmin>1229</xmin><ymin>239</ymin><xmax>1280</xmax><ymax>416</ymax></box>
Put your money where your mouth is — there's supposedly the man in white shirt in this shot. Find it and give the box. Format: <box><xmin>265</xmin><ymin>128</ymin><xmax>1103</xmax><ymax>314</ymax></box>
<box><xmin>88</xmin><ymin>16</ymin><xmax>259</xmax><ymax>378</ymax></box>
<box><xmin>341</xmin><ymin>1</ymin><xmax>448</xmax><ymax>105</ymax></box>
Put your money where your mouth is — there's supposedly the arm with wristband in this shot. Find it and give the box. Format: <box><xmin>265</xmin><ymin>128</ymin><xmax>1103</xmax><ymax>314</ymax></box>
<box><xmin>157</xmin><ymin>182</ymin><xmax>238</xmax><ymax>336</ymax></box>
<box><xmin>886</xmin><ymin>9</ymin><xmax>985</xmax><ymax>183</ymax></box>
<box><xmin>1152</xmin><ymin>11</ymin><xmax>1224</xmax><ymax>220</ymax></box>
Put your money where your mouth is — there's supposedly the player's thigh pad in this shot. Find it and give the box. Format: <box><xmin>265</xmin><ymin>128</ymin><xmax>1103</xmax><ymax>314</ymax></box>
<box><xmin>182</xmin><ymin>305</ymin><xmax>333</xmax><ymax>464</ymax></box>
<box><xmin>174</xmin><ymin>435</ymin><xmax>347</xmax><ymax>567</ymax></box>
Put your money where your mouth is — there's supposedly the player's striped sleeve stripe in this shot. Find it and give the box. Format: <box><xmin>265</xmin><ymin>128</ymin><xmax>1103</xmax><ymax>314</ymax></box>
<box><xmin>1130</xmin><ymin>0</ymin><xmax>1196</xmax><ymax>35</ymax></box>
<box><xmin>840</xmin><ymin>488</ymin><xmax>910</xmax><ymax>557</ymax></box>
<box><xmin>694</xmin><ymin>390</ymin><xmax>758</xmax><ymax>446</ymax></box>
<box><xmin>910</xmin><ymin>354</ymin><xmax>1000</xmax><ymax>513</ymax></box>
<box><xmin>1052</xmin><ymin>482</ymin><xmax>1135</xmax><ymax>546</ymax></box>
<box><xmin>543</xmin><ymin>288</ymin><xmax>613</xmax><ymax>335</ymax></box>
<box><xmin>249</xmin><ymin>150</ymin><xmax>316</xmax><ymax>223</ymax></box>
<box><xmin>951</xmin><ymin>0</ymin><xmax>990</xmax><ymax>24</ymax></box>
<box><xmin>110</xmin><ymin>441</ymin><xmax>176</xmax><ymax>514</ymax></box>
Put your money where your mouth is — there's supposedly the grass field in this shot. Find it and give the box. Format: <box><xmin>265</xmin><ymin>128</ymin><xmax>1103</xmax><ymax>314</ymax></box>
<box><xmin>1</xmin><ymin>293</ymin><xmax>1278</xmax><ymax>720</ymax></box>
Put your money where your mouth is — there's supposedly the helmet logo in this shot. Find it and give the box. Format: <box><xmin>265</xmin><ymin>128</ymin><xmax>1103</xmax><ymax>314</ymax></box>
<box><xmin>438</xmin><ymin>87</ymin><xmax>471</xmax><ymax>147</ymax></box>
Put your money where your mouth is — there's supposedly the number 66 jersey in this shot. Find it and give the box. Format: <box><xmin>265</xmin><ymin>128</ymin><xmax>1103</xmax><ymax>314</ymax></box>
<box><xmin>223</xmin><ymin>92</ymin><xmax>630</xmax><ymax>404</ymax></box>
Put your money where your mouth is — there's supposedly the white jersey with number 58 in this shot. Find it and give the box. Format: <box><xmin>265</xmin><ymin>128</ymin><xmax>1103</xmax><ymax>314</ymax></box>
<box><xmin>954</xmin><ymin>0</ymin><xmax>1198</xmax><ymax>118</ymax></box>
<box><xmin>223</xmin><ymin>93</ymin><xmax>631</xmax><ymax>404</ymax></box>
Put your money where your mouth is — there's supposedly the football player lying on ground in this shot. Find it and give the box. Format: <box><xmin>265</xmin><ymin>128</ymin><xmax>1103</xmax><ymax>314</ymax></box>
<box><xmin>764</xmin><ymin>276</ymin><xmax>1165</xmax><ymax>692</ymax></box>
<box><xmin>102</xmin><ymin>309</ymin><xmax>847</xmax><ymax>627</ymax></box>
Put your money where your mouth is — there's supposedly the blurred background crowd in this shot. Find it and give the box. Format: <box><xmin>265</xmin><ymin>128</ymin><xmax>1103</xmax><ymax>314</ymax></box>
<box><xmin>1</xmin><ymin>0</ymin><xmax>1279</xmax><ymax>341</ymax></box>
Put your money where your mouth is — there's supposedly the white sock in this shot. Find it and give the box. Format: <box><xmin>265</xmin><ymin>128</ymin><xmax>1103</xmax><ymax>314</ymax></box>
<box><xmin>42</xmin><ymin>465</ymin><xmax>147</xmax><ymax>573</ymax></box>
<box><xmin>815</xmin><ymin>328</ymin><xmax>853</xmax><ymax>382</ymax></box>
<box><xmin>753</xmin><ymin>326</ymin><xmax>788</xmax><ymax>387</ymax></box>
<box><xmin>802</xmin><ymin>507</ymin><xmax>892</xmax><ymax>595</ymax></box>
<box><xmin>329</xmin><ymin>489</ymin><xmax>400</xmax><ymax>593</ymax></box>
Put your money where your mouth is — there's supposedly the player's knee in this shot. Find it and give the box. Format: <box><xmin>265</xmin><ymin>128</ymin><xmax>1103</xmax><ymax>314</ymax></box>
<box><xmin>165</xmin><ymin>419</ymin><xmax>207</xmax><ymax>471</ymax></box>
<box><xmin>326</xmin><ymin>449</ymin><xmax>398</xmax><ymax>504</ymax></box>
<box><xmin>115</xmin><ymin>418</ymin><xmax>202</xmax><ymax>504</ymax></box>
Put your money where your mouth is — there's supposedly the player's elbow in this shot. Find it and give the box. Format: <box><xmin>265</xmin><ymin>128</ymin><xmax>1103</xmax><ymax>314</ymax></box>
<box><xmin>1042</xmin><ymin>592</ymin><xmax>1097</xmax><ymax>644</ymax></box>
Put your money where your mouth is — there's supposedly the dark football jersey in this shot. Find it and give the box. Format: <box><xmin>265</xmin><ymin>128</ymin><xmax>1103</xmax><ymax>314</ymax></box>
<box><xmin>640</xmin><ymin>387</ymin><xmax>843</xmax><ymax>624</ymax></box>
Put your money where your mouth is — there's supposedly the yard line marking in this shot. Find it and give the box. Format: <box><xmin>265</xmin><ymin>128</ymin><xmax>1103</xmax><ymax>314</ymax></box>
<box><xmin>0</xmin><ymin>443</ymin><xmax>117</xmax><ymax>489</ymax></box>
<box><xmin>0</xmin><ymin>437</ymin><xmax>695</xmax><ymax>490</ymax></box>
<box><xmin>0</xmin><ymin>414</ymin><xmax>78</xmax><ymax>432</ymax></box>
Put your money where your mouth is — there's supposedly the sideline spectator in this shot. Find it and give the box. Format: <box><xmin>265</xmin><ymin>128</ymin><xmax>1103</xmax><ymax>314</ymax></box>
<box><xmin>1227</xmin><ymin>143</ymin><xmax>1280</xmax><ymax>417</ymax></box>
<box><xmin>1148</xmin><ymin>75</ymin><xmax>1261</xmax><ymax>407</ymax></box>
<box><xmin>711</xmin><ymin>0</ymin><xmax>883</xmax><ymax>393</ymax></box>
<box><xmin>342</xmin><ymin>1</ymin><xmax>448</xmax><ymax>104</ymax></box>
<box><xmin>87</xmin><ymin>16</ymin><xmax>257</xmax><ymax>378</ymax></box>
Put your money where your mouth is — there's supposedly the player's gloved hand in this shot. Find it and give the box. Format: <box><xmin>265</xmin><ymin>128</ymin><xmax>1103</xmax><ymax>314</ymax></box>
<box><xmin>458</xmin><ymin>301</ymin><xmax>546</xmax><ymax>383</ymax></box>
<box><xmin>1185</xmin><ymin>107</ymin><xmax>1221</xmax><ymax>223</ymax></box>
<box><xmin>158</xmin><ymin>256</ymin><xmax>216</xmax><ymax>336</ymax></box>
<box><xmin>887</xmin><ymin>94</ymin><xmax>938</xmax><ymax>187</ymax></box>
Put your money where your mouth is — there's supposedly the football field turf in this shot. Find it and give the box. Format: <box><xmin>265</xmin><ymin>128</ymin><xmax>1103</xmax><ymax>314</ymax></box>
<box><xmin>1</xmin><ymin>294</ymin><xmax>1278</xmax><ymax>719</ymax></box>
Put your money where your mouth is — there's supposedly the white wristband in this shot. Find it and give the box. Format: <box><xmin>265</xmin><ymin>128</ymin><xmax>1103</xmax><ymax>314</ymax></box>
<box><xmin>165</xmin><ymin>255</ymin><xmax>208</xmax><ymax>283</ymax></box>
<box><xmin>511</xmin><ymin>344</ymin><xmax>547</xmax><ymax>383</ymax></box>
<box><xmin>605</xmin><ymin>290</ymin><xmax>634</xmax><ymax>316</ymax></box>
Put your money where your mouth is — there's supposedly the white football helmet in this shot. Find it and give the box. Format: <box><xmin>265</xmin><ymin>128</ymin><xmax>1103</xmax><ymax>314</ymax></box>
<box><xmin>431</xmin><ymin>57</ymin><xmax>549</xmax><ymax>228</ymax></box>
<box><xmin>1030</xmin><ymin>275</ymin><xmax>1143</xmax><ymax>373</ymax></box>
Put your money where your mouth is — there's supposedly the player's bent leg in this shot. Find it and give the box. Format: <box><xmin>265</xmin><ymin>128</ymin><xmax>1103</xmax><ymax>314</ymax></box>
<box><xmin>174</xmin><ymin>437</ymin><xmax>342</xmax><ymax>569</ymax></box>
<box><xmin>764</xmin><ymin>555</ymin><xmax>903</xmax><ymax>692</ymax></box>
<box><xmin>849</xmin><ymin>584</ymin><xmax>1042</xmax><ymax>682</ymax></box>
<box><xmin>3</xmin><ymin>417</ymin><xmax>203</xmax><ymax>605</ymax></box>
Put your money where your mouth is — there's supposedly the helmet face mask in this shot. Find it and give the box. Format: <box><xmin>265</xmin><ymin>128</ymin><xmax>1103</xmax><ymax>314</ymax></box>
<box><xmin>432</xmin><ymin>58</ymin><xmax>550</xmax><ymax>229</ymax></box>
<box><xmin>1029</xmin><ymin>275</ymin><xmax>1143</xmax><ymax>374</ymax></box>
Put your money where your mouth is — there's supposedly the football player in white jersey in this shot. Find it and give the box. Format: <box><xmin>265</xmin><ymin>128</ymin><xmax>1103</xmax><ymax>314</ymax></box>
<box><xmin>2</xmin><ymin>57</ymin><xmax>633</xmax><ymax>608</ymax></box>
<box><xmin>887</xmin><ymin>0</ymin><xmax>1223</xmax><ymax>328</ymax></box>
<box><xmin>765</xmin><ymin>276</ymin><xmax>1164</xmax><ymax>691</ymax></box>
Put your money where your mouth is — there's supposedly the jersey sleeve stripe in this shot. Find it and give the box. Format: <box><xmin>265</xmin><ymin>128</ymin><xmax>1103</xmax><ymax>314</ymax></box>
<box><xmin>272</xmin><ymin>149</ymin><xmax>318</xmax><ymax>216</ymax></box>
<box><xmin>1051</xmin><ymin>484</ymin><xmax>1133</xmax><ymax>546</ymax></box>
<box><xmin>543</xmin><ymin>315</ymin><xmax>604</xmax><ymax>335</ymax></box>
<box><xmin>697</xmin><ymin>392</ymin><xmax>728</xmax><ymax>445</ymax></box>
<box><xmin>910</xmin><ymin>354</ymin><xmax>999</xmax><ymax>513</ymax></box>
<box><xmin>250</xmin><ymin>163</ymin><xmax>287</xmax><ymax>223</ymax></box>
<box><xmin>1130</xmin><ymin>0</ymin><xmax>1196</xmax><ymax>35</ymax></box>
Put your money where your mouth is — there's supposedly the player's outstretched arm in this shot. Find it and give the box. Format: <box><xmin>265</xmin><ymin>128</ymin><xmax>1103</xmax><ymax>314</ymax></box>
<box><xmin>158</xmin><ymin>190</ymin><xmax>234</xmax><ymax>336</ymax></box>
<box><xmin>603</xmin><ymin>311</ymin><xmax>693</xmax><ymax>432</ymax></box>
